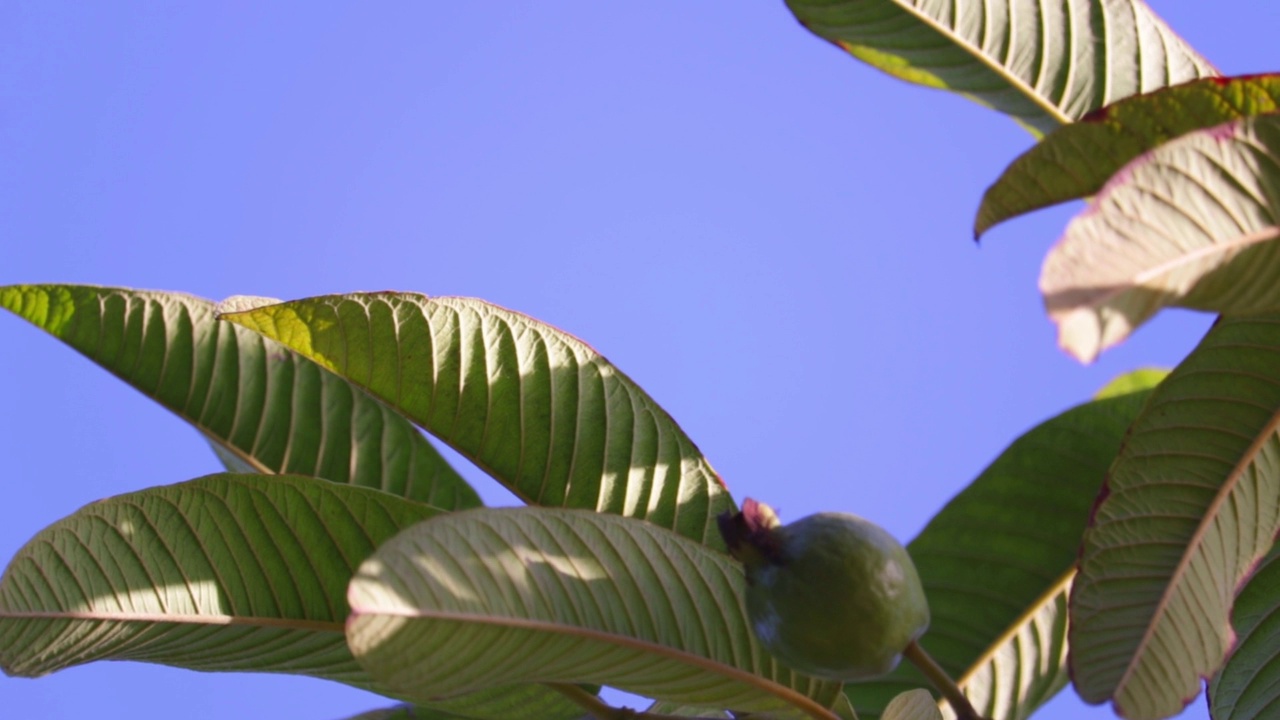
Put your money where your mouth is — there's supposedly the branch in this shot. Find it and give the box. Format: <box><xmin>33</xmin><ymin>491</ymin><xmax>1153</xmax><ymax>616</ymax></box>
<box><xmin>902</xmin><ymin>641</ymin><xmax>986</xmax><ymax>720</ymax></box>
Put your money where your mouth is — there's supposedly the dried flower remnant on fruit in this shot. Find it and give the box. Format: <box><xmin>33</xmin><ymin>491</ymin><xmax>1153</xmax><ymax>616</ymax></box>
<box><xmin>717</xmin><ymin>498</ymin><xmax>930</xmax><ymax>681</ymax></box>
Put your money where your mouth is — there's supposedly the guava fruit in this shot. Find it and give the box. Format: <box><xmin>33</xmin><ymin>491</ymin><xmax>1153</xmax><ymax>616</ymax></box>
<box><xmin>718</xmin><ymin>498</ymin><xmax>930</xmax><ymax>681</ymax></box>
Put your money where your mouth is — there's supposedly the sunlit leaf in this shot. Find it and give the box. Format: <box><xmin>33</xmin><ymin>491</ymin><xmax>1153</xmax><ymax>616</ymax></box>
<box><xmin>1071</xmin><ymin>317</ymin><xmax>1280</xmax><ymax>719</ymax></box>
<box><xmin>0</xmin><ymin>473</ymin><xmax>583</xmax><ymax>720</ymax></box>
<box><xmin>0</xmin><ymin>285</ymin><xmax>479</xmax><ymax>509</ymax></box>
<box><xmin>0</xmin><ymin>474</ymin><xmax>438</xmax><ymax>683</ymax></box>
<box><xmin>882</xmin><ymin>690</ymin><xmax>941</xmax><ymax>720</ymax></box>
<box><xmin>1093</xmin><ymin>368</ymin><xmax>1169</xmax><ymax>400</ymax></box>
<box><xmin>847</xmin><ymin>370</ymin><xmax>1163</xmax><ymax>720</ymax></box>
<box><xmin>784</xmin><ymin>0</ymin><xmax>1215</xmax><ymax>137</ymax></box>
<box><xmin>977</xmin><ymin>74</ymin><xmax>1280</xmax><ymax>238</ymax></box>
<box><xmin>1209</xmin><ymin>543</ymin><xmax>1280</xmax><ymax>720</ymax></box>
<box><xmin>220</xmin><ymin>293</ymin><xmax>734</xmax><ymax>547</ymax></box>
<box><xmin>1041</xmin><ymin>115</ymin><xmax>1280</xmax><ymax>363</ymax></box>
<box><xmin>346</xmin><ymin>507</ymin><xmax>845</xmax><ymax>719</ymax></box>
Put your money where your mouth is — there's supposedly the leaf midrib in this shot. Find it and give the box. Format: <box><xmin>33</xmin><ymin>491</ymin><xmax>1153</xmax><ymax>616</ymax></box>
<box><xmin>826</xmin><ymin>0</ymin><xmax>1072</xmax><ymax>129</ymax></box>
<box><xmin>0</xmin><ymin>609</ymin><xmax>343</xmax><ymax>633</ymax></box>
<box><xmin>352</xmin><ymin>607</ymin><xmax>839</xmax><ymax>720</ymax></box>
<box><xmin>1048</xmin><ymin>226</ymin><xmax>1280</xmax><ymax>308</ymax></box>
<box><xmin>1113</xmin><ymin>401</ymin><xmax>1280</xmax><ymax>697</ymax></box>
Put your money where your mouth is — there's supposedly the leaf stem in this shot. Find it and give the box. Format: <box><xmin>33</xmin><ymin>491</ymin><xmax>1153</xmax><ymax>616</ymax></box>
<box><xmin>902</xmin><ymin>640</ymin><xmax>985</xmax><ymax>720</ymax></box>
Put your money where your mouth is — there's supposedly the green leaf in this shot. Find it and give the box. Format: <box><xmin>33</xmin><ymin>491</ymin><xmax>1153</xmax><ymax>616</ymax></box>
<box><xmin>0</xmin><ymin>284</ymin><xmax>480</xmax><ymax>510</ymax></box>
<box><xmin>1070</xmin><ymin>317</ymin><xmax>1280</xmax><ymax>719</ymax></box>
<box><xmin>845</xmin><ymin>370</ymin><xmax>1163</xmax><ymax>720</ymax></box>
<box><xmin>1209</xmin><ymin>542</ymin><xmax>1280</xmax><ymax>720</ymax></box>
<box><xmin>976</xmin><ymin>74</ymin><xmax>1280</xmax><ymax>238</ymax></box>
<box><xmin>783</xmin><ymin>0</ymin><xmax>1216</xmax><ymax>137</ymax></box>
<box><xmin>0</xmin><ymin>472</ymin><xmax>581</xmax><ymax>720</ymax></box>
<box><xmin>1093</xmin><ymin>368</ymin><xmax>1169</xmax><ymax>400</ymax></box>
<box><xmin>346</xmin><ymin>507</ymin><xmax>845</xmax><ymax>719</ymax></box>
<box><xmin>1041</xmin><ymin>115</ymin><xmax>1280</xmax><ymax>363</ymax></box>
<box><xmin>642</xmin><ymin>700</ymin><xmax>732</xmax><ymax>718</ymax></box>
<box><xmin>220</xmin><ymin>293</ymin><xmax>734</xmax><ymax>547</ymax></box>
<box><xmin>340</xmin><ymin>703</ymin><xmax>590</xmax><ymax>720</ymax></box>
<box><xmin>339</xmin><ymin>706</ymin><xmax>453</xmax><ymax>720</ymax></box>
<box><xmin>0</xmin><ymin>473</ymin><xmax>439</xmax><ymax>684</ymax></box>
<box><xmin>881</xmin><ymin>690</ymin><xmax>941</xmax><ymax>720</ymax></box>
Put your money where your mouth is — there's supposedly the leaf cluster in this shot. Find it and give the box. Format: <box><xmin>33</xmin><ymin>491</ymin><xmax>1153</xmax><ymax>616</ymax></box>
<box><xmin>5</xmin><ymin>3</ymin><xmax>1280</xmax><ymax>720</ymax></box>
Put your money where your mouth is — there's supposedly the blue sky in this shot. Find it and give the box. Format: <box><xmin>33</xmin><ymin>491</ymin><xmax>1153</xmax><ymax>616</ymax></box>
<box><xmin>2</xmin><ymin>3</ymin><xmax>1275</xmax><ymax>719</ymax></box>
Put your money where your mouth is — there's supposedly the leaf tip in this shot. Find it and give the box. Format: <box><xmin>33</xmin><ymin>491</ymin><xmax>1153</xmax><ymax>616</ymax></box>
<box><xmin>214</xmin><ymin>294</ymin><xmax>284</xmax><ymax>318</ymax></box>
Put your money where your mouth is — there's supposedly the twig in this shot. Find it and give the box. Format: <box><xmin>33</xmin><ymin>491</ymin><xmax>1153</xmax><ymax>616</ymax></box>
<box><xmin>901</xmin><ymin>640</ymin><xmax>985</xmax><ymax>720</ymax></box>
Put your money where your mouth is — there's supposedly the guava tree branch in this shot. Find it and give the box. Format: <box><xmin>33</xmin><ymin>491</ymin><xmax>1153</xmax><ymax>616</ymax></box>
<box><xmin>902</xmin><ymin>640</ymin><xmax>986</xmax><ymax>720</ymax></box>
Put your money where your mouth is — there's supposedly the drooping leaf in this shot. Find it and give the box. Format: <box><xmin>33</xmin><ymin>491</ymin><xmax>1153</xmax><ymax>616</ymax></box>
<box><xmin>0</xmin><ymin>473</ymin><xmax>438</xmax><ymax>683</ymax></box>
<box><xmin>220</xmin><ymin>293</ymin><xmax>734</xmax><ymax>547</ymax></box>
<box><xmin>977</xmin><ymin>74</ymin><xmax>1280</xmax><ymax>238</ymax></box>
<box><xmin>346</xmin><ymin>507</ymin><xmax>845</xmax><ymax>719</ymax></box>
<box><xmin>783</xmin><ymin>0</ymin><xmax>1216</xmax><ymax>138</ymax></box>
<box><xmin>846</xmin><ymin>370</ymin><xmax>1164</xmax><ymax>720</ymax></box>
<box><xmin>0</xmin><ymin>285</ymin><xmax>479</xmax><ymax>509</ymax></box>
<box><xmin>881</xmin><ymin>690</ymin><xmax>941</xmax><ymax>720</ymax></box>
<box><xmin>1209</xmin><ymin>542</ymin><xmax>1280</xmax><ymax>720</ymax></box>
<box><xmin>1041</xmin><ymin>115</ymin><xmax>1280</xmax><ymax>363</ymax></box>
<box><xmin>1071</xmin><ymin>317</ymin><xmax>1280</xmax><ymax>719</ymax></box>
<box><xmin>0</xmin><ymin>473</ymin><xmax>582</xmax><ymax>720</ymax></box>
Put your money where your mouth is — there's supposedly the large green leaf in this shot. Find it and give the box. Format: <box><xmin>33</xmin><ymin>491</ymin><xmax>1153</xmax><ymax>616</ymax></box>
<box><xmin>346</xmin><ymin>507</ymin><xmax>845</xmax><ymax>719</ymax></box>
<box><xmin>784</xmin><ymin>0</ymin><xmax>1216</xmax><ymax>137</ymax></box>
<box><xmin>845</xmin><ymin>370</ymin><xmax>1163</xmax><ymax>720</ymax></box>
<box><xmin>1070</xmin><ymin>316</ymin><xmax>1280</xmax><ymax>719</ymax></box>
<box><xmin>0</xmin><ymin>473</ymin><xmax>583</xmax><ymax>720</ymax></box>
<box><xmin>0</xmin><ymin>285</ymin><xmax>479</xmax><ymax>510</ymax></box>
<box><xmin>0</xmin><ymin>473</ymin><xmax>437</xmax><ymax>683</ymax></box>
<box><xmin>976</xmin><ymin>74</ymin><xmax>1280</xmax><ymax>238</ymax></box>
<box><xmin>1209</xmin><ymin>543</ymin><xmax>1280</xmax><ymax>720</ymax></box>
<box><xmin>1041</xmin><ymin>115</ymin><xmax>1280</xmax><ymax>363</ymax></box>
<box><xmin>220</xmin><ymin>293</ymin><xmax>734</xmax><ymax>547</ymax></box>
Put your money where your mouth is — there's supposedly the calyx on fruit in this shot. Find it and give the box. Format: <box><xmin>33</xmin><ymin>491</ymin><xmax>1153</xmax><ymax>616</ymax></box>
<box><xmin>718</xmin><ymin>498</ymin><xmax>930</xmax><ymax>681</ymax></box>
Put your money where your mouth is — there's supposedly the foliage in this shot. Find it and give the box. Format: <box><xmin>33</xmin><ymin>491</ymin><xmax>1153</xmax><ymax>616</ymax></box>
<box><xmin>3</xmin><ymin>3</ymin><xmax>1280</xmax><ymax>720</ymax></box>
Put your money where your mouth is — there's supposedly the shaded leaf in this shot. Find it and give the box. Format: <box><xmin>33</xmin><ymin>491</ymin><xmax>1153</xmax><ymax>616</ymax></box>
<box><xmin>846</xmin><ymin>370</ymin><xmax>1163</xmax><ymax>720</ymax></box>
<box><xmin>784</xmin><ymin>0</ymin><xmax>1215</xmax><ymax>138</ymax></box>
<box><xmin>938</xmin><ymin>573</ymin><xmax>1070</xmax><ymax>720</ymax></box>
<box><xmin>1071</xmin><ymin>316</ymin><xmax>1280</xmax><ymax>719</ymax></box>
<box><xmin>977</xmin><ymin>74</ymin><xmax>1280</xmax><ymax>238</ymax></box>
<box><xmin>220</xmin><ymin>293</ymin><xmax>734</xmax><ymax>547</ymax></box>
<box><xmin>338</xmin><ymin>702</ymin><xmax>591</xmax><ymax>720</ymax></box>
<box><xmin>1210</xmin><ymin>542</ymin><xmax>1280</xmax><ymax>720</ymax></box>
<box><xmin>346</xmin><ymin>507</ymin><xmax>845</xmax><ymax>719</ymax></box>
<box><xmin>339</xmin><ymin>706</ymin><xmax>447</xmax><ymax>720</ymax></box>
<box><xmin>0</xmin><ymin>473</ymin><xmax>438</xmax><ymax>684</ymax></box>
<box><xmin>0</xmin><ymin>284</ymin><xmax>479</xmax><ymax>509</ymax></box>
<box><xmin>1041</xmin><ymin>115</ymin><xmax>1280</xmax><ymax>363</ymax></box>
<box><xmin>642</xmin><ymin>700</ymin><xmax>732</xmax><ymax>718</ymax></box>
<box><xmin>882</xmin><ymin>690</ymin><xmax>941</xmax><ymax>720</ymax></box>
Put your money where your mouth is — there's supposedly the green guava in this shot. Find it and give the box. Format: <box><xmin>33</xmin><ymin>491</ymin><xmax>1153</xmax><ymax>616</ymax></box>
<box><xmin>718</xmin><ymin>498</ymin><xmax>930</xmax><ymax>681</ymax></box>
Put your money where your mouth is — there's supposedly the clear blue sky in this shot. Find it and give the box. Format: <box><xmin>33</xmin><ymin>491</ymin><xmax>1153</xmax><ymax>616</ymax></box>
<box><xmin>2</xmin><ymin>3</ymin><xmax>1273</xmax><ymax>719</ymax></box>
